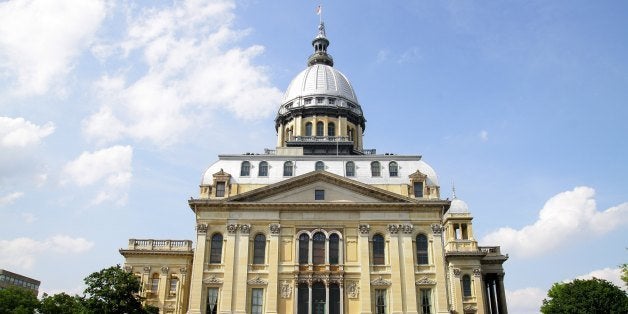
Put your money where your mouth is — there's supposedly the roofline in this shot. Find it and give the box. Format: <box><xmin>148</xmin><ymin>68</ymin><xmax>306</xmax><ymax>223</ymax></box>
<box><xmin>119</xmin><ymin>249</ymin><xmax>195</xmax><ymax>257</ymax></box>
<box><xmin>216</xmin><ymin>154</ymin><xmax>423</xmax><ymax>161</ymax></box>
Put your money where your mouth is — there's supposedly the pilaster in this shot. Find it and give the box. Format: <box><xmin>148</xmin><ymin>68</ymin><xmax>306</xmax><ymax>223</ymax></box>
<box><xmin>219</xmin><ymin>224</ymin><xmax>238</xmax><ymax>314</ymax></box>
<box><xmin>387</xmin><ymin>225</ymin><xmax>404</xmax><ymax>314</ymax></box>
<box><xmin>431</xmin><ymin>224</ymin><xmax>449</xmax><ymax>314</ymax></box>
<box><xmin>189</xmin><ymin>224</ymin><xmax>208</xmax><ymax>314</ymax></box>
<box><xmin>266</xmin><ymin>224</ymin><xmax>281</xmax><ymax>313</ymax></box>
<box><xmin>357</xmin><ymin>224</ymin><xmax>372</xmax><ymax>314</ymax></box>
<box><xmin>400</xmin><ymin>226</ymin><xmax>418</xmax><ymax>314</ymax></box>
<box><xmin>233</xmin><ymin>224</ymin><xmax>251</xmax><ymax>314</ymax></box>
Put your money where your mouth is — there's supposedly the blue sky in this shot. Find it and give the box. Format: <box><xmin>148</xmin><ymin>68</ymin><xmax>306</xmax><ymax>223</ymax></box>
<box><xmin>1</xmin><ymin>1</ymin><xmax>627</xmax><ymax>312</ymax></box>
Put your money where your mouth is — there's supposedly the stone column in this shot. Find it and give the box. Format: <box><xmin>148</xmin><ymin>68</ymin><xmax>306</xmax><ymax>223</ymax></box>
<box><xmin>219</xmin><ymin>224</ymin><xmax>238</xmax><ymax>314</ymax></box>
<box><xmin>233</xmin><ymin>224</ymin><xmax>251</xmax><ymax>314</ymax></box>
<box><xmin>387</xmin><ymin>225</ymin><xmax>404</xmax><ymax>314</ymax></box>
<box><xmin>189</xmin><ymin>224</ymin><xmax>208</xmax><ymax>314</ymax></box>
<box><xmin>400</xmin><ymin>225</ymin><xmax>418</xmax><ymax>314</ymax></box>
<box><xmin>266</xmin><ymin>224</ymin><xmax>281</xmax><ymax>314</ymax></box>
<box><xmin>325</xmin><ymin>281</ymin><xmax>330</xmax><ymax>314</ymax></box>
<box><xmin>488</xmin><ymin>277</ymin><xmax>497</xmax><ymax>314</ymax></box>
<box><xmin>450</xmin><ymin>267</ymin><xmax>463</xmax><ymax>314</ymax></box>
<box><xmin>496</xmin><ymin>274</ymin><xmax>508</xmax><ymax>314</ymax></box>
<box><xmin>357</xmin><ymin>224</ymin><xmax>372</xmax><ymax>314</ymax></box>
<box><xmin>430</xmin><ymin>224</ymin><xmax>449</xmax><ymax>313</ymax></box>
<box><xmin>308</xmin><ymin>283</ymin><xmax>312</xmax><ymax>314</ymax></box>
<box><xmin>339</xmin><ymin>282</ymin><xmax>344</xmax><ymax>314</ymax></box>
<box><xmin>473</xmin><ymin>269</ymin><xmax>486</xmax><ymax>314</ymax></box>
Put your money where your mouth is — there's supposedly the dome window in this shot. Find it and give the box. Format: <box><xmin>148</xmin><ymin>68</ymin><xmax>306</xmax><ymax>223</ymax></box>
<box><xmin>346</xmin><ymin>161</ymin><xmax>355</xmax><ymax>177</ymax></box>
<box><xmin>328</xmin><ymin>98</ymin><xmax>335</xmax><ymax>105</ymax></box>
<box><xmin>316</xmin><ymin>97</ymin><xmax>324</xmax><ymax>104</ymax></box>
<box><xmin>283</xmin><ymin>161</ymin><xmax>294</xmax><ymax>176</ymax></box>
<box><xmin>316</xmin><ymin>122</ymin><xmax>324</xmax><ymax>136</ymax></box>
<box><xmin>304</xmin><ymin>98</ymin><xmax>312</xmax><ymax>105</ymax></box>
<box><xmin>285</xmin><ymin>102</ymin><xmax>293</xmax><ymax>109</ymax></box>
<box><xmin>305</xmin><ymin>122</ymin><xmax>313</xmax><ymax>136</ymax></box>
<box><xmin>328</xmin><ymin>123</ymin><xmax>335</xmax><ymax>137</ymax></box>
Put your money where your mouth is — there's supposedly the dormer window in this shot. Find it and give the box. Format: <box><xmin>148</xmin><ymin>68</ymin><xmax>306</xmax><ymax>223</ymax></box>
<box><xmin>413</xmin><ymin>182</ymin><xmax>424</xmax><ymax>197</ymax></box>
<box><xmin>215</xmin><ymin>182</ymin><xmax>226</xmax><ymax>197</ymax></box>
<box><xmin>285</xmin><ymin>102</ymin><xmax>293</xmax><ymax>109</ymax></box>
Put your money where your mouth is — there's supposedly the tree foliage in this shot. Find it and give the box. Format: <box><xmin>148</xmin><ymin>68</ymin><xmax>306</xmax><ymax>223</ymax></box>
<box><xmin>82</xmin><ymin>265</ymin><xmax>147</xmax><ymax>314</ymax></box>
<box><xmin>622</xmin><ymin>263</ymin><xmax>628</xmax><ymax>287</ymax></box>
<box><xmin>38</xmin><ymin>293</ymin><xmax>86</xmax><ymax>314</ymax></box>
<box><xmin>541</xmin><ymin>278</ymin><xmax>628</xmax><ymax>314</ymax></box>
<box><xmin>0</xmin><ymin>286</ymin><xmax>39</xmax><ymax>314</ymax></box>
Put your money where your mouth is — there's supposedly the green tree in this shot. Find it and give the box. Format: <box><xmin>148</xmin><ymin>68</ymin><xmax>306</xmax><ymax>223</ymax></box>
<box><xmin>541</xmin><ymin>278</ymin><xmax>628</xmax><ymax>314</ymax></box>
<box><xmin>621</xmin><ymin>263</ymin><xmax>627</xmax><ymax>287</ymax></box>
<box><xmin>0</xmin><ymin>286</ymin><xmax>39</xmax><ymax>314</ymax></box>
<box><xmin>38</xmin><ymin>292</ymin><xmax>86</xmax><ymax>314</ymax></box>
<box><xmin>82</xmin><ymin>265</ymin><xmax>148</xmax><ymax>314</ymax></box>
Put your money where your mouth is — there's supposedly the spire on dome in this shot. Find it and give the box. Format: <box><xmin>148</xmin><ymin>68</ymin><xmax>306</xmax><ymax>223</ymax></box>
<box><xmin>307</xmin><ymin>18</ymin><xmax>334</xmax><ymax>66</ymax></box>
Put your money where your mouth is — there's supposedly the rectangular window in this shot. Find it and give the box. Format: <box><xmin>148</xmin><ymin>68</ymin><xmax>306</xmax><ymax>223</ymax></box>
<box><xmin>170</xmin><ymin>278</ymin><xmax>178</xmax><ymax>293</ymax></box>
<box><xmin>315</xmin><ymin>189</ymin><xmax>325</xmax><ymax>200</ymax></box>
<box><xmin>328</xmin><ymin>98</ymin><xmax>335</xmax><ymax>105</ymax></box>
<box><xmin>317</xmin><ymin>97</ymin><xmax>324</xmax><ymax>104</ymax></box>
<box><xmin>420</xmin><ymin>289</ymin><xmax>432</xmax><ymax>314</ymax></box>
<box><xmin>151</xmin><ymin>278</ymin><xmax>159</xmax><ymax>292</ymax></box>
<box><xmin>207</xmin><ymin>288</ymin><xmax>219</xmax><ymax>314</ymax></box>
<box><xmin>215</xmin><ymin>182</ymin><xmax>225</xmax><ymax>197</ymax></box>
<box><xmin>304</xmin><ymin>98</ymin><xmax>312</xmax><ymax>105</ymax></box>
<box><xmin>251</xmin><ymin>288</ymin><xmax>264</xmax><ymax>314</ymax></box>
<box><xmin>414</xmin><ymin>182</ymin><xmax>424</xmax><ymax>197</ymax></box>
<box><xmin>375</xmin><ymin>289</ymin><xmax>387</xmax><ymax>314</ymax></box>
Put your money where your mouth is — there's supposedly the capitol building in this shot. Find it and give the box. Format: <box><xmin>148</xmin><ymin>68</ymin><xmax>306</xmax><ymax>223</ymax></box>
<box><xmin>120</xmin><ymin>20</ymin><xmax>508</xmax><ymax>314</ymax></box>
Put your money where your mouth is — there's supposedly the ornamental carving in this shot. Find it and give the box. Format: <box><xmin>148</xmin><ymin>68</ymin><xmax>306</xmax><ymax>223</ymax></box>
<box><xmin>402</xmin><ymin>224</ymin><xmax>414</xmax><ymax>233</ymax></box>
<box><xmin>473</xmin><ymin>268</ymin><xmax>482</xmax><ymax>277</ymax></box>
<box><xmin>312</xmin><ymin>274</ymin><xmax>329</xmax><ymax>284</ymax></box>
<box><xmin>296</xmin><ymin>274</ymin><xmax>312</xmax><ymax>285</ymax></box>
<box><xmin>388</xmin><ymin>224</ymin><xmax>401</xmax><ymax>234</ymax></box>
<box><xmin>280</xmin><ymin>281</ymin><xmax>292</xmax><ymax>298</ymax></box>
<box><xmin>180</xmin><ymin>267</ymin><xmax>187</xmax><ymax>274</ymax></box>
<box><xmin>415</xmin><ymin>277</ymin><xmax>436</xmax><ymax>285</ymax></box>
<box><xmin>464</xmin><ymin>305</ymin><xmax>477</xmax><ymax>313</ymax></box>
<box><xmin>239</xmin><ymin>224</ymin><xmax>251</xmax><ymax>234</ymax></box>
<box><xmin>123</xmin><ymin>265</ymin><xmax>132</xmax><ymax>272</ymax></box>
<box><xmin>431</xmin><ymin>223</ymin><xmax>443</xmax><ymax>234</ymax></box>
<box><xmin>347</xmin><ymin>281</ymin><xmax>359</xmax><ymax>298</ymax></box>
<box><xmin>452</xmin><ymin>268</ymin><xmax>461</xmax><ymax>278</ymax></box>
<box><xmin>358</xmin><ymin>224</ymin><xmax>370</xmax><ymax>234</ymax></box>
<box><xmin>370</xmin><ymin>276</ymin><xmax>392</xmax><ymax>287</ymax></box>
<box><xmin>161</xmin><ymin>266</ymin><xmax>169</xmax><ymax>274</ymax></box>
<box><xmin>226</xmin><ymin>224</ymin><xmax>238</xmax><ymax>234</ymax></box>
<box><xmin>203</xmin><ymin>275</ymin><xmax>223</xmax><ymax>285</ymax></box>
<box><xmin>247</xmin><ymin>276</ymin><xmax>268</xmax><ymax>286</ymax></box>
<box><xmin>196</xmin><ymin>223</ymin><xmax>208</xmax><ymax>234</ymax></box>
<box><xmin>143</xmin><ymin>266</ymin><xmax>151</xmax><ymax>273</ymax></box>
<box><xmin>269</xmin><ymin>223</ymin><xmax>281</xmax><ymax>235</ymax></box>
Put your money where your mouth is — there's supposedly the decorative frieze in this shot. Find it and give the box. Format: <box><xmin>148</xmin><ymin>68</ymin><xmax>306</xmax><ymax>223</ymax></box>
<box><xmin>280</xmin><ymin>281</ymin><xmax>292</xmax><ymax>298</ymax></box>
<box><xmin>415</xmin><ymin>276</ymin><xmax>436</xmax><ymax>286</ymax></box>
<box><xmin>388</xmin><ymin>224</ymin><xmax>413</xmax><ymax>234</ymax></box>
<box><xmin>431</xmin><ymin>223</ymin><xmax>443</xmax><ymax>235</ymax></box>
<box><xmin>239</xmin><ymin>224</ymin><xmax>251</xmax><ymax>234</ymax></box>
<box><xmin>196</xmin><ymin>223</ymin><xmax>208</xmax><ymax>234</ymax></box>
<box><xmin>247</xmin><ymin>276</ymin><xmax>268</xmax><ymax>286</ymax></box>
<box><xmin>473</xmin><ymin>268</ymin><xmax>482</xmax><ymax>277</ymax></box>
<box><xmin>370</xmin><ymin>276</ymin><xmax>392</xmax><ymax>287</ymax></box>
<box><xmin>347</xmin><ymin>281</ymin><xmax>360</xmax><ymax>298</ymax></box>
<box><xmin>269</xmin><ymin>223</ymin><xmax>281</xmax><ymax>235</ymax></box>
<box><xmin>203</xmin><ymin>275</ymin><xmax>223</xmax><ymax>285</ymax></box>
<box><xmin>358</xmin><ymin>224</ymin><xmax>370</xmax><ymax>234</ymax></box>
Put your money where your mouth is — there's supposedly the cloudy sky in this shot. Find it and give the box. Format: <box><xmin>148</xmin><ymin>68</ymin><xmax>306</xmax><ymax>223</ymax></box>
<box><xmin>1</xmin><ymin>0</ymin><xmax>627</xmax><ymax>312</ymax></box>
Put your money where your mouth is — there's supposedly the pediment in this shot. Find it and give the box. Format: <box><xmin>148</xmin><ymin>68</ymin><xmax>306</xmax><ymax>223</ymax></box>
<box><xmin>226</xmin><ymin>171</ymin><xmax>415</xmax><ymax>203</ymax></box>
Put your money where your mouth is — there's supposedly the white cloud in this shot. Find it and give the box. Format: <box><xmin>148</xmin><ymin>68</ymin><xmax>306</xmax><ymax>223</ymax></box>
<box><xmin>83</xmin><ymin>0</ymin><xmax>282</xmax><ymax>147</ymax></box>
<box><xmin>507</xmin><ymin>287</ymin><xmax>545</xmax><ymax>314</ymax></box>
<box><xmin>0</xmin><ymin>235</ymin><xmax>94</xmax><ymax>270</ymax></box>
<box><xmin>62</xmin><ymin>145</ymin><xmax>132</xmax><ymax>205</ymax></box>
<box><xmin>0</xmin><ymin>191</ymin><xmax>24</xmax><ymax>206</ymax></box>
<box><xmin>21</xmin><ymin>212</ymin><xmax>36</xmax><ymax>223</ymax></box>
<box><xmin>574</xmin><ymin>267</ymin><xmax>625</xmax><ymax>290</ymax></box>
<box><xmin>0</xmin><ymin>0</ymin><xmax>107</xmax><ymax>95</ymax></box>
<box><xmin>0</xmin><ymin>117</ymin><xmax>54</xmax><ymax>148</ymax></box>
<box><xmin>482</xmin><ymin>186</ymin><xmax>628</xmax><ymax>258</ymax></box>
<box><xmin>479</xmin><ymin>130</ymin><xmax>488</xmax><ymax>142</ymax></box>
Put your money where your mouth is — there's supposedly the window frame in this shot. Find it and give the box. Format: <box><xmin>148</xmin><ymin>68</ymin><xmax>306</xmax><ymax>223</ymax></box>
<box><xmin>346</xmin><ymin>161</ymin><xmax>355</xmax><ymax>177</ymax></box>
<box><xmin>416</xmin><ymin>234</ymin><xmax>429</xmax><ymax>265</ymax></box>
<box><xmin>315</xmin><ymin>161</ymin><xmax>325</xmax><ymax>171</ymax></box>
<box><xmin>312</xmin><ymin>232</ymin><xmax>326</xmax><ymax>265</ymax></box>
<box><xmin>420</xmin><ymin>288</ymin><xmax>432</xmax><ymax>314</ymax></box>
<box><xmin>328</xmin><ymin>122</ymin><xmax>335</xmax><ymax>136</ymax></box>
<box><xmin>462</xmin><ymin>274</ymin><xmax>472</xmax><ymax>297</ymax></box>
<box><xmin>251</xmin><ymin>288</ymin><xmax>264</xmax><ymax>314</ymax></box>
<box><xmin>209</xmin><ymin>233</ymin><xmax>223</xmax><ymax>264</ymax></box>
<box><xmin>283</xmin><ymin>161</ymin><xmax>294</xmax><ymax>176</ymax></box>
<box><xmin>215</xmin><ymin>182</ymin><xmax>226</xmax><ymax>197</ymax></box>
<box><xmin>329</xmin><ymin>233</ymin><xmax>339</xmax><ymax>265</ymax></box>
<box><xmin>371</xmin><ymin>161</ymin><xmax>381</xmax><ymax>177</ymax></box>
<box><xmin>298</xmin><ymin>234</ymin><xmax>309</xmax><ymax>264</ymax></box>
<box><xmin>372</xmin><ymin>234</ymin><xmax>385</xmax><ymax>265</ymax></box>
<box><xmin>316</xmin><ymin>121</ymin><xmax>324</xmax><ymax>136</ymax></box>
<box><xmin>315</xmin><ymin>189</ymin><xmax>325</xmax><ymax>200</ymax></box>
<box><xmin>375</xmin><ymin>289</ymin><xmax>387</xmax><ymax>314</ymax></box>
<box><xmin>389</xmin><ymin>161</ymin><xmax>399</xmax><ymax>177</ymax></box>
<box><xmin>414</xmin><ymin>181</ymin><xmax>424</xmax><ymax>197</ymax></box>
<box><xmin>240</xmin><ymin>161</ymin><xmax>251</xmax><ymax>176</ymax></box>
<box><xmin>258</xmin><ymin>161</ymin><xmax>268</xmax><ymax>177</ymax></box>
<box><xmin>207</xmin><ymin>287</ymin><xmax>219</xmax><ymax>314</ymax></box>
<box><xmin>305</xmin><ymin>122</ymin><xmax>313</xmax><ymax>136</ymax></box>
<box><xmin>253</xmin><ymin>234</ymin><xmax>266</xmax><ymax>265</ymax></box>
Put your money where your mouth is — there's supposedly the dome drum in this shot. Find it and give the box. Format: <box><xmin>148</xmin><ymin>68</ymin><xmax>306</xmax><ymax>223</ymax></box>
<box><xmin>275</xmin><ymin>104</ymin><xmax>366</xmax><ymax>131</ymax></box>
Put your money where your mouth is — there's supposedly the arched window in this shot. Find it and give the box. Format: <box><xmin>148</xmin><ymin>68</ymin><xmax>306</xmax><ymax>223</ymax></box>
<box><xmin>253</xmin><ymin>234</ymin><xmax>266</xmax><ymax>264</ymax></box>
<box><xmin>346</xmin><ymin>161</ymin><xmax>355</xmax><ymax>177</ymax></box>
<box><xmin>283</xmin><ymin>161</ymin><xmax>293</xmax><ymax>176</ymax></box>
<box><xmin>298</xmin><ymin>283</ymin><xmax>309</xmax><ymax>314</ymax></box>
<box><xmin>305</xmin><ymin>122</ymin><xmax>313</xmax><ymax>136</ymax></box>
<box><xmin>312</xmin><ymin>282</ymin><xmax>326</xmax><ymax>313</ymax></box>
<box><xmin>372</xmin><ymin>234</ymin><xmax>385</xmax><ymax>265</ymax></box>
<box><xmin>315</xmin><ymin>161</ymin><xmax>325</xmax><ymax>171</ymax></box>
<box><xmin>371</xmin><ymin>161</ymin><xmax>381</xmax><ymax>177</ymax></box>
<box><xmin>258</xmin><ymin>161</ymin><xmax>268</xmax><ymax>177</ymax></box>
<box><xmin>240</xmin><ymin>161</ymin><xmax>250</xmax><ymax>176</ymax></box>
<box><xmin>416</xmin><ymin>234</ymin><xmax>428</xmax><ymax>265</ymax></box>
<box><xmin>329</xmin><ymin>233</ymin><xmax>339</xmax><ymax>265</ymax></box>
<box><xmin>329</xmin><ymin>283</ymin><xmax>340</xmax><ymax>314</ymax></box>
<box><xmin>389</xmin><ymin>161</ymin><xmax>398</xmax><ymax>177</ymax></box>
<box><xmin>316</xmin><ymin>121</ymin><xmax>324</xmax><ymax>136</ymax></box>
<box><xmin>151</xmin><ymin>273</ymin><xmax>159</xmax><ymax>292</ymax></box>
<box><xmin>312</xmin><ymin>232</ymin><xmax>326</xmax><ymax>265</ymax></box>
<box><xmin>328</xmin><ymin>122</ymin><xmax>335</xmax><ymax>136</ymax></box>
<box><xmin>462</xmin><ymin>275</ymin><xmax>472</xmax><ymax>297</ymax></box>
<box><xmin>299</xmin><ymin>234</ymin><xmax>309</xmax><ymax>264</ymax></box>
<box><xmin>209</xmin><ymin>233</ymin><xmax>223</xmax><ymax>264</ymax></box>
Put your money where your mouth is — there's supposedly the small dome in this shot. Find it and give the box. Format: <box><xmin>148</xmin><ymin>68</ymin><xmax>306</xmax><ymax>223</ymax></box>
<box><xmin>281</xmin><ymin>64</ymin><xmax>359</xmax><ymax>105</ymax></box>
<box><xmin>449</xmin><ymin>198</ymin><xmax>470</xmax><ymax>213</ymax></box>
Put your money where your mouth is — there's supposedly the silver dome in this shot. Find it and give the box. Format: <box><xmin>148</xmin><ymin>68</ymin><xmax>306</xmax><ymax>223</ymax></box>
<box><xmin>281</xmin><ymin>64</ymin><xmax>359</xmax><ymax>105</ymax></box>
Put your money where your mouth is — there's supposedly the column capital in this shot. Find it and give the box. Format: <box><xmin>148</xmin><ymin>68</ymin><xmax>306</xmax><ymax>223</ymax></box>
<box><xmin>358</xmin><ymin>224</ymin><xmax>370</xmax><ymax>235</ymax></box>
<box><xmin>269</xmin><ymin>223</ymin><xmax>281</xmax><ymax>235</ymax></box>
<box><xmin>196</xmin><ymin>223</ymin><xmax>208</xmax><ymax>234</ymax></box>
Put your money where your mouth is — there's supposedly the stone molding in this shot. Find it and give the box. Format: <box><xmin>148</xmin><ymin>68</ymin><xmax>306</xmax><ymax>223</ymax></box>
<box><xmin>358</xmin><ymin>224</ymin><xmax>370</xmax><ymax>234</ymax></box>
<box><xmin>203</xmin><ymin>275</ymin><xmax>223</xmax><ymax>286</ymax></box>
<box><xmin>247</xmin><ymin>276</ymin><xmax>268</xmax><ymax>286</ymax></box>
<box><xmin>370</xmin><ymin>276</ymin><xmax>391</xmax><ymax>287</ymax></box>
<box><xmin>196</xmin><ymin>223</ymin><xmax>208</xmax><ymax>234</ymax></box>
<box><xmin>415</xmin><ymin>276</ymin><xmax>437</xmax><ymax>286</ymax></box>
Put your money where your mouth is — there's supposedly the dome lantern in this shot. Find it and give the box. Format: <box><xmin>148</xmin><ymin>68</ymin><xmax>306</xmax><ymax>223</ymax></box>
<box><xmin>307</xmin><ymin>22</ymin><xmax>334</xmax><ymax>67</ymax></box>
